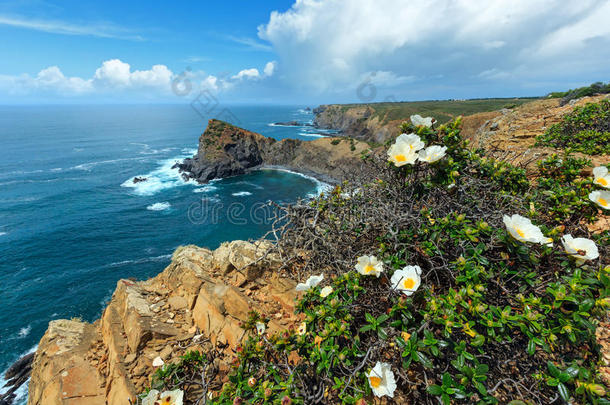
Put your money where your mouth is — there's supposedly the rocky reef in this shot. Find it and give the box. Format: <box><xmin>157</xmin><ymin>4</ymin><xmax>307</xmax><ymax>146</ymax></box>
<box><xmin>175</xmin><ymin>119</ymin><xmax>371</xmax><ymax>184</ymax></box>
<box><xmin>27</xmin><ymin>241</ymin><xmax>299</xmax><ymax>404</ymax></box>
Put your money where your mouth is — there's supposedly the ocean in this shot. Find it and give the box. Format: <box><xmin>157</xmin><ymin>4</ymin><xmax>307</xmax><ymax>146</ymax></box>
<box><xmin>0</xmin><ymin>104</ymin><xmax>336</xmax><ymax>403</ymax></box>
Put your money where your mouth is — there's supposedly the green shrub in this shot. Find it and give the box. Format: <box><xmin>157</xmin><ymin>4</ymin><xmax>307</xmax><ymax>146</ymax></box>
<box><xmin>535</xmin><ymin>100</ymin><xmax>610</xmax><ymax>155</ymax></box>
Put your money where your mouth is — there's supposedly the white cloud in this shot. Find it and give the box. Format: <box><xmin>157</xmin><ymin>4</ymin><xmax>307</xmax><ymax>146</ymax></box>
<box><xmin>0</xmin><ymin>59</ymin><xmax>276</xmax><ymax>100</ymax></box>
<box><xmin>264</xmin><ymin>61</ymin><xmax>276</xmax><ymax>77</ymax></box>
<box><xmin>0</xmin><ymin>14</ymin><xmax>143</xmax><ymax>41</ymax></box>
<box><xmin>258</xmin><ymin>0</ymin><xmax>610</xmax><ymax>96</ymax></box>
<box><xmin>232</xmin><ymin>68</ymin><xmax>260</xmax><ymax>80</ymax></box>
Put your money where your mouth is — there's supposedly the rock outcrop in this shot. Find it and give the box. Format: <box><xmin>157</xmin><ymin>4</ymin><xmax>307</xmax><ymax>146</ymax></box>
<box><xmin>175</xmin><ymin>119</ymin><xmax>371</xmax><ymax>184</ymax></box>
<box><xmin>464</xmin><ymin>95</ymin><xmax>610</xmax><ymax>171</ymax></box>
<box><xmin>28</xmin><ymin>241</ymin><xmax>300</xmax><ymax>405</ymax></box>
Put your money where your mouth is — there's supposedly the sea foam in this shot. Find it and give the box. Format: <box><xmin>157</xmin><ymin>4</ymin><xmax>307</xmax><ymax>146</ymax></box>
<box><xmin>147</xmin><ymin>202</ymin><xmax>171</xmax><ymax>211</ymax></box>
<box><xmin>121</xmin><ymin>149</ymin><xmax>197</xmax><ymax>196</ymax></box>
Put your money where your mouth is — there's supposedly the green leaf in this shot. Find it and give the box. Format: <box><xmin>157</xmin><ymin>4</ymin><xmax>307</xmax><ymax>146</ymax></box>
<box><xmin>557</xmin><ymin>382</ymin><xmax>570</xmax><ymax>402</ymax></box>
<box><xmin>547</xmin><ymin>361</ymin><xmax>561</xmax><ymax>378</ymax></box>
<box><xmin>476</xmin><ymin>381</ymin><xmax>487</xmax><ymax>396</ymax></box>
<box><xmin>442</xmin><ymin>393</ymin><xmax>451</xmax><ymax>405</ymax></box>
<box><xmin>427</xmin><ymin>384</ymin><xmax>443</xmax><ymax>396</ymax></box>
<box><xmin>475</xmin><ymin>363</ymin><xmax>489</xmax><ymax>375</ymax></box>
<box><xmin>414</xmin><ymin>351</ymin><xmax>433</xmax><ymax>369</ymax></box>
<box><xmin>527</xmin><ymin>339</ymin><xmax>536</xmax><ymax>355</ymax></box>
<box><xmin>565</xmin><ymin>366</ymin><xmax>579</xmax><ymax>378</ymax></box>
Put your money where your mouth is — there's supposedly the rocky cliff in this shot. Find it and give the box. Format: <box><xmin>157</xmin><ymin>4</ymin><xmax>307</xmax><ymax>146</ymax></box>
<box><xmin>175</xmin><ymin>119</ymin><xmax>371</xmax><ymax>184</ymax></box>
<box><xmin>27</xmin><ymin>241</ymin><xmax>299</xmax><ymax>404</ymax></box>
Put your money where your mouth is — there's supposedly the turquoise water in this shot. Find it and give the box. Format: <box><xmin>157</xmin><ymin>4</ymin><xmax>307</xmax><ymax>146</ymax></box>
<box><xmin>0</xmin><ymin>104</ymin><xmax>334</xmax><ymax>401</ymax></box>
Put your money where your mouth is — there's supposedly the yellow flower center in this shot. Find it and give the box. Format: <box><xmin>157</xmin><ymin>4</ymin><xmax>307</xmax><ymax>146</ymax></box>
<box><xmin>160</xmin><ymin>397</ymin><xmax>173</xmax><ymax>405</ymax></box>
<box><xmin>369</xmin><ymin>376</ymin><xmax>382</xmax><ymax>388</ymax></box>
<box><xmin>598</xmin><ymin>177</ymin><xmax>608</xmax><ymax>186</ymax></box>
<box><xmin>364</xmin><ymin>264</ymin><xmax>376</xmax><ymax>274</ymax></box>
<box><xmin>599</xmin><ymin>197</ymin><xmax>608</xmax><ymax>207</ymax></box>
<box><xmin>403</xmin><ymin>278</ymin><xmax>415</xmax><ymax>289</ymax></box>
<box><xmin>514</xmin><ymin>227</ymin><xmax>525</xmax><ymax>238</ymax></box>
<box><xmin>394</xmin><ymin>154</ymin><xmax>406</xmax><ymax>162</ymax></box>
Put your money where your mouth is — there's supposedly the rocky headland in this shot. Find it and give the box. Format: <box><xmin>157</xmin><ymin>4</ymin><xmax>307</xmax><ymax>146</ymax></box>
<box><xmin>174</xmin><ymin>119</ymin><xmax>371</xmax><ymax>185</ymax></box>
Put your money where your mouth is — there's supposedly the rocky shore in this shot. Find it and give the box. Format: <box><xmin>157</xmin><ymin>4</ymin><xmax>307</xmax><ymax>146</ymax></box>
<box><xmin>174</xmin><ymin>119</ymin><xmax>371</xmax><ymax>185</ymax></box>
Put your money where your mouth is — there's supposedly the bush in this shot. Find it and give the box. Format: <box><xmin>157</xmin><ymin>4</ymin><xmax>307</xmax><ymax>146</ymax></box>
<box><xmin>535</xmin><ymin>100</ymin><xmax>610</xmax><ymax>155</ymax></box>
<box><xmin>548</xmin><ymin>82</ymin><xmax>610</xmax><ymax>105</ymax></box>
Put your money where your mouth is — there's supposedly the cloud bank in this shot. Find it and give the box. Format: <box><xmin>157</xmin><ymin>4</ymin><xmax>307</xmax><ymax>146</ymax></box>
<box><xmin>0</xmin><ymin>59</ymin><xmax>277</xmax><ymax>100</ymax></box>
<box><xmin>258</xmin><ymin>0</ymin><xmax>610</xmax><ymax>99</ymax></box>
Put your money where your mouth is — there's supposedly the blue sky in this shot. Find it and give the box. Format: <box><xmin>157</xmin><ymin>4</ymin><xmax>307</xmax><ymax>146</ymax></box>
<box><xmin>1</xmin><ymin>0</ymin><xmax>609</xmax><ymax>104</ymax></box>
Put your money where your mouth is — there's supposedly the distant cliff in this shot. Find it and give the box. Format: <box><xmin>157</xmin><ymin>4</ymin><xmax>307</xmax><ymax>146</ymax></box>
<box><xmin>313</xmin><ymin>98</ymin><xmax>537</xmax><ymax>143</ymax></box>
<box><xmin>175</xmin><ymin>119</ymin><xmax>371</xmax><ymax>184</ymax></box>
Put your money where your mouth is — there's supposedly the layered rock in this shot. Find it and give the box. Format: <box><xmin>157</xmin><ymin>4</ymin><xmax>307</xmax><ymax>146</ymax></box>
<box><xmin>175</xmin><ymin>119</ymin><xmax>370</xmax><ymax>184</ymax></box>
<box><xmin>28</xmin><ymin>241</ymin><xmax>300</xmax><ymax>405</ymax></box>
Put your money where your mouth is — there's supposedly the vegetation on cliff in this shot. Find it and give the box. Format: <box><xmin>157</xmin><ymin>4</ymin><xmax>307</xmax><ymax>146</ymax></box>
<box><xmin>535</xmin><ymin>100</ymin><xmax>610</xmax><ymax>155</ymax></box>
<box><xmin>548</xmin><ymin>82</ymin><xmax>610</xmax><ymax>106</ymax></box>
<box><xmin>144</xmin><ymin>116</ymin><xmax>609</xmax><ymax>404</ymax></box>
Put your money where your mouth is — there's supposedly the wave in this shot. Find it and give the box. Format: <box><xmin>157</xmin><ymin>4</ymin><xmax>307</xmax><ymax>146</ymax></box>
<box><xmin>0</xmin><ymin>232</ymin><xmax>6</xmax><ymax>236</ymax></box>
<box><xmin>193</xmin><ymin>185</ymin><xmax>218</xmax><ymax>193</ymax></box>
<box><xmin>74</xmin><ymin>157</ymin><xmax>147</xmax><ymax>171</ymax></box>
<box><xmin>259</xmin><ymin>168</ymin><xmax>332</xmax><ymax>196</ymax></box>
<box><xmin>0</xmin><ymin>345</ymin><xmax>37</xmax><ymax>405</ymax></box>
<box><xmin>106</xmin><ymin>254</ymin><xmax>172</xmax><ymax>268</ymax></box>
<box><xmin>18</xmin><ymin>325</ymin><xmax>31</xmax><ymax>338</ymax></box>
<box><xmin>232</xmin><ymin>191</ymin><xmax>252</xmax><ymax>197</ymax></box>
<box><xmin>298</xmin><ymin>132</ymin><xmax>327</xmax><ymax>138</ymax></box>
<box><xmin>295</xmin><ymin>108</ymin><xmax>313</xmax><ymax>115</ymax></box>
<box><xmin>130</xmin><ymin>143</ymin><xmax>178</xmax><ymax>155</ymax></box>
<box><xmin>147</xmin><ymin>202</ymin><xmax>171</xmax><ymax>211</ymax></box>
<box><xmin>121</xmin><ymin>149</ymin><xmax>197</xmax><ymax>196</ymax></box>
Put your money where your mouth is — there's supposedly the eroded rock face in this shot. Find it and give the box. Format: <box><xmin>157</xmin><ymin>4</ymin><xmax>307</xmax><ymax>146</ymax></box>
<box><xmin>28</xmin><ymin>241</ymin><xmax>299</xmax><ymax>405</ymax></box>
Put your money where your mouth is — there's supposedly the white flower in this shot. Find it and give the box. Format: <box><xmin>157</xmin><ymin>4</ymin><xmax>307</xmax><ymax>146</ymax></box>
<box><xmin>142</xmin><ymin>389</ymin><xmax>184</xmax><ymax>405</ymax></box>
<box><xmin>367</xmin><ymin>362</ymin><xmax>397</xmax><ymax>398</ymax></box>
<box><xmin>152</xmin><ymin>356</ymin><xmax>164</xmax><ymax>367</ymax></box>
<box><xmin>590</xmin><ymin>190</ymin><xmax>610</xmax><ymax>210</ymax></box>
<box><xmin>298</xmin><ymin>322</ymin><xmax>307</xmax><ymax>335</ymax></box>
<box><xmin>387</xmin><ymin>139</ymin><xmax>418</xmax><ymax>167</ymax></box>
<box><xmin>410</xmin><ymin>114</ymin><xmax>435</xmax><ymax>128</ymax></box>
<box><xmin>255</xmin><ymin>321</ymin><xmax>266</xmax><ymax>335</ymax></box>
<box><xmin>355</xmin><ymin>255</ymin><xmax>384</xmax><ymax>277</ymax></box>
<box><xmin>142</xmin><ymin>389</ymin><xmax>160</xmax><ymax>405</ymax></box>
<box><xmin>396</xmin><ymin>133</ymin><xmax>425</xmax><ymax>152</ymax></box>
<box><xmin>593</xmin><ymin>166</ymin><xmax>610</xmax><ymax>188</ymax></box>
<box><xmin>320</xmin><ymin>286</ymin><xmax>333</xmax><ymax>298</ymax></box>
<box><xmin>418</xmin><ymin>145</ymin><xmax>447</xmax><ymax>163</ymax></box>
<box><xmin>562</xmin><ymin>234</ymin><xmax>599</xmax><ymax>263</ymax></box>
<box><xmin>502</xmin><ymin>214</ymin><xmax>553</xmax><ymax>246</ymax></box>
<box><xmin>295</xmin><ymin>274</ymin><xmax>324</xmax><ymax>291</ymax></box>
<box><xmin>391</xmin><ymin>266</ymin><xmax>422</xmax><ymax>296</ymax></box>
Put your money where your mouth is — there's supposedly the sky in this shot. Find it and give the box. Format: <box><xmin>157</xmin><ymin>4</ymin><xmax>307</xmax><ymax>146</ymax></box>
<box><xmin>0</xmin><ymin>0</ymin><xmax>609</xmax><ymax>104</ymax></box>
